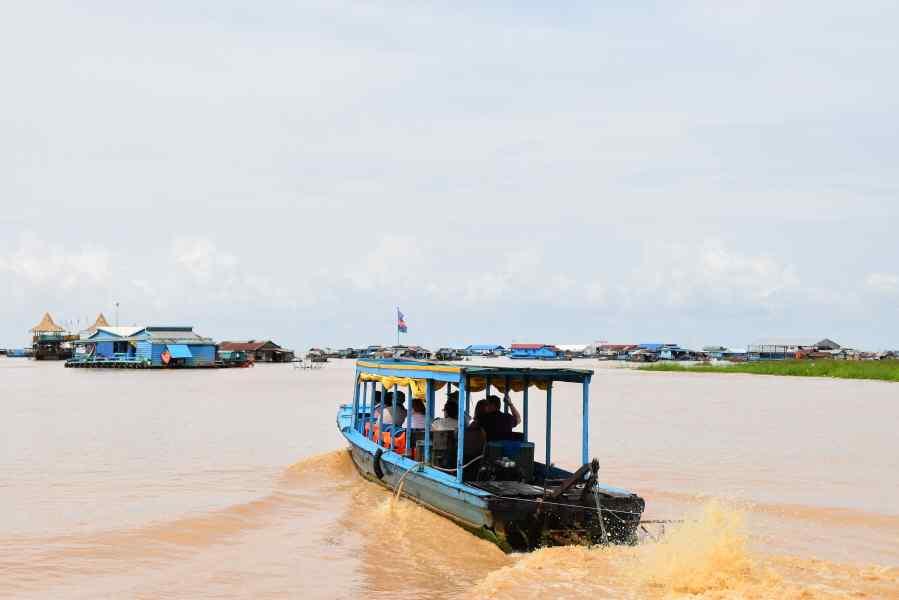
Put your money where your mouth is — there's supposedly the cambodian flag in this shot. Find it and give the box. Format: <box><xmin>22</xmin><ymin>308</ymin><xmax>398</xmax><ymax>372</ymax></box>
<box><xmin>397</xmin><ymin>308</ymin><xmax>408</xmax><ymax>333</ymax></box>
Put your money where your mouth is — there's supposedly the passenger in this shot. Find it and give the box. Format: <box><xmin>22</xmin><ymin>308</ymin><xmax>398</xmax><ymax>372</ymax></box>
<box><xmin>479</xmin><ymin>394</ymin><xmax>521</xmax><ymax>441</ymax></box>
<box><xmin>465</xmin><ymin>399</ymin><xmax>488</xmax><ymax>451</ymax></box>
<box><xmin>472</xmin><ymin>398</ymin><xmax>490</xmax><ymax>426</ymax></box>
<box><xmin>410</xmin><ymin>398</ymin><xmax>426</xmax><ymax>429</ymax></box>
<box><xmin>381</xmin><ymin>391</ymin><xmax>407</xmax><ymax>426</ymax></box>
<box><xmin>431</xmin><ymin>399</ymin><xmax>459</xmax><ymax>431</ymax></box>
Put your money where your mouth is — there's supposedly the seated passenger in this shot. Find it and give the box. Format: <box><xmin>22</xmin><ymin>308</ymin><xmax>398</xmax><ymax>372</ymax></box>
<box><xmin>431</xmin><ymin>399</ymin><xmax>459</xmax><ymax>431</ymax></box>
<box><xmin>381</xmin><ymin>391</ymin><xmax>407</xmax><ymax>427</ymax></box>
<box><xmin>479</xmin><ymin>394</ymin><xmax>521</xmax><ymax>442</ymax></box>
<box><xmin>410</xmin><ymin>398</ymin><xmax>426</xmax><ymax>429</ymax></box>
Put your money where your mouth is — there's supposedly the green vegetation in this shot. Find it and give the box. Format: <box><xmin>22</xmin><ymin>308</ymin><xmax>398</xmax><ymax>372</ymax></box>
<box><xmin>639</xmin><ymin>360</ymin><xmax>899</xmax><ymax>383</ymax></box>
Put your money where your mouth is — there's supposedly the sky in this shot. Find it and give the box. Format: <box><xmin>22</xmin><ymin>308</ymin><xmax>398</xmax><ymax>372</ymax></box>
<box><xmin>1</xmin><ymin>1</ymin><xmax>898</xmax><ymax>351</ymax></box>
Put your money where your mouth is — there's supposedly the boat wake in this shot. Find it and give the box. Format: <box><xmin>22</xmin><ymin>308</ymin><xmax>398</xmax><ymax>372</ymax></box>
<box><xmin>3</xmin><ymin>451</ymin><xmax>896</xmax><ymax>599</ymax></box>
<box><xmin>470</xmin><ymin>500</ymin><xmax>899</xmax><ymax>599</ymax></box>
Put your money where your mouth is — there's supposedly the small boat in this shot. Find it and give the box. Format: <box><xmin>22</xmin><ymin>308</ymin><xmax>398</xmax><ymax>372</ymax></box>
<box><xmin>336</xmin><ymin>359</ymin><xmax>645</xmax><ymax>552</ymax></box>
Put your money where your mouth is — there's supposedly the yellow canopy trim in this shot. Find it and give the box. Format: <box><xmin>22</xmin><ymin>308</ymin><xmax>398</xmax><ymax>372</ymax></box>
<box><xmin>358</xmin><ymin>373</ymin><xmax>549</xmax><ymax>398</ymax></box>
<box><xmin>466</xmin><ymin>377</ymin><xmax>549</xmax><ymax>393</ymax></box>
<box><xmin>358</xmin><ymin>373</ymin><xmax>447</xmax><ymax>399</ymax></box>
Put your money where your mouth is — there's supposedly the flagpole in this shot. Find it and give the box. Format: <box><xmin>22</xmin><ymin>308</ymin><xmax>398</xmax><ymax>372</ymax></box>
<box><xmin>395</xmin><ymin>306</ymin><xmax>399</xmax><ymax>347</ymax></box>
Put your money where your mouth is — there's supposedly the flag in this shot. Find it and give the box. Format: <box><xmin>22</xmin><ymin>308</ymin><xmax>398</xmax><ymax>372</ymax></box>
<box><xmin>397</xmin><ymin>308</ymin><xmax>408</xmax><ymax>333</ymax></box>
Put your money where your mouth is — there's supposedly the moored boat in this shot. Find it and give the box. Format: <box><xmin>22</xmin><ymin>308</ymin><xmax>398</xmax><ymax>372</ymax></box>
<box><xmin>336</xmin><ymin>359</ymin><xmax>645</xmax><ymax>552</ymax></box>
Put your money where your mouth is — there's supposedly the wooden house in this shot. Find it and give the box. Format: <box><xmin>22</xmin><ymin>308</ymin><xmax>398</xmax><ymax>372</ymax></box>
<box><xmin>219</xmin><ymin>340</ymin><xmax>294</xmax><ymax>363</ymax></box>
<box><xmin>72</xmin><ymin>326</ymin><xmax>217</xmax><ymax>367</ymax></box>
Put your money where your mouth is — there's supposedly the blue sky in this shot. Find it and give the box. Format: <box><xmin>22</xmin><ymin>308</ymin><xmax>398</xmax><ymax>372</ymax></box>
<box><xmin>1</xmin><ymin>1</ymin><xmax>897</xmax><ymax>350</ymax></box>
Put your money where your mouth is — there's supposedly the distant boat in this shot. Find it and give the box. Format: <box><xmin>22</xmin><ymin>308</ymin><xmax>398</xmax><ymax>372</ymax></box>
<box><xmin>337</xmin><ymin>359</ymin><xmax>645</xmax><ymax>552</ymax></box>
<box><xmin>6</xmin><ymin>348</ymin><xmax>33</xmax><ymax>358</ymax></box>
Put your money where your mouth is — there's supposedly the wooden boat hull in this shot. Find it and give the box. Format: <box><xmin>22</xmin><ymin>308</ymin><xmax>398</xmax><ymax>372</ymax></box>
<box><xmin>338</xmin><ymin>405</ymin><xmax>644</xmax><ymax>552</ymax></box>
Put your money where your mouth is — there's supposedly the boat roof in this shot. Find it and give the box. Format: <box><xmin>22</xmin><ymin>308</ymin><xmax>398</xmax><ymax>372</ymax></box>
<box><xmin>356</xmin><ymin>359</ymin><xmax>593</xmax><ymax>384</ymax></box>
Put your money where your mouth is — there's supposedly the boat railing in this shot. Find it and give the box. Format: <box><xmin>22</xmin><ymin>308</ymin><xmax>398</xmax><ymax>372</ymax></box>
<box><xmin>68</xmin><ymin>353</ymin><xmax>149</xmax><ymax>365</ymax></box>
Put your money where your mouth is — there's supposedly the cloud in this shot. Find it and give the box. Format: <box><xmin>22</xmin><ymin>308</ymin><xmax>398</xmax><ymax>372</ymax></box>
<box><xmin>171</xmin><ymin>237</ymin><xmax>238</xmax><ymax>284</ymax></box>
<box><xmin>0</xmin><ymin>232</ymin><xmax>110</xmax><ymax>289</ymax></box>
<box><xmin>625</xmin><ymin>240</ymin><xmax>799</xmax><ymax>312</ymax></box>
<box><xmin>865</xmin><ymin>273</ymin><xmax>899</xmax><ymax>293</ymax></box>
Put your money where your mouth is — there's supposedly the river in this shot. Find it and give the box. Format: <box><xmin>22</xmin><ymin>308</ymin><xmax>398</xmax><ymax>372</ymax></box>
<box><xmin>1</xmin><ymin>358</ymin><xmax>897</xmax><ymax>598</ymax></box>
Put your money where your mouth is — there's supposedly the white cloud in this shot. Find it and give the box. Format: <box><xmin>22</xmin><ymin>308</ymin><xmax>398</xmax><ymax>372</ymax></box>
<box><xmin>0</xmin><ymin>232</ymin><xmax>110</xmax><ymax>289</ymax></box>
<box><xmin>171</xmin><ymin>237</ymin><xmax>238</xmax><ymax>283</ymax></box>
<box><xmin>865</xmin><ymin>273</ymin><xmax>899</xmax><ymax>293</ymax></box>
<box><xmin>627</xmin><ymin>240</ymin><xmax>799</xmax><ymax>311</ymax></box>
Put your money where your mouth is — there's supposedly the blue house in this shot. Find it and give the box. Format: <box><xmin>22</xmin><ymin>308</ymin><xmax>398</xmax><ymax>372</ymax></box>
<box><xmin>465</xmin><ymin>344</ymin><xmax>506</xmax><ymax>356</ymax></box>
<box><xmin>510</xmin><ymin>344</ymin><xmax>561</xmax><ymax>360</ymax></box>
<box><xmin>72</xmin><ymin>326</ymin><xmax>217</xmax><ymax>367</ymax></box>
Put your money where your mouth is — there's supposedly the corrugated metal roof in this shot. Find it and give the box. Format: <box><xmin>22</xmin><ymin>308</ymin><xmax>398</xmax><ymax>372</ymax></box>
<box><xmin>511</xmin><ymin>343</ymin><xmax>559</xmax><ymax>350</ymax></box>
<box><xmin>147</xmin><ymin>329</ymin><xmax>211</xmax><ymax>343</ymax></box>
<box><xmin>96</xmin><ymin>326</ymin><xmax>145</xmax><ymax>337</ymax></box>
<box><xmin>467</xmin><ymin>344</ymin><xmax>504</xmax><ymax>351</ymax></box>
<box><xmin>219</xmin><ymin>341</ymin><xmax>280</xmax><ymax>352</ymax></box>
<box><xmin>750</xmin><ymin>337</ymin><xmax>822</xmax><ymax>347</ymax></box>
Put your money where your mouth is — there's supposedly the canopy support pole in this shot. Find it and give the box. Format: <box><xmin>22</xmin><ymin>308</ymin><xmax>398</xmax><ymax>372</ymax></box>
<box><xmin>523</xmin><ymin>376</ymin><xmax>529</xmax><ymax>441</ymax></box>
<box><xmin>545</xmin><ymin>382</ymin><xmax>553</xmax><ymax>469</ymax></box>
<box><xmin>581</xmin><ymin>377</ymin><xmax>590</xmax><ymax>465</ymax></box>
<box><xmin>359</xmin><ymin>376</ymin><xmax>368</xmax><ymax>433</ymax></box>
<box><xmin>390</xmin><ymin>387</ymin><xmax>397</xmax><ymax>452</ymax></box>
<box><xmin>369</xmin><ymin>382</ymin><xmax>377</xmax><ymax>440</ymax></box>
<box><xmin>504</xmin><ymin>375</ymin><xmax>510</xmax><ymax>414</ymax></box>
<box><xmin>456</xmin><ymin>376</ymin><xmax>468</xmax><ymax>483</ymax></box>
<box><xmin>405</xmin><ymin>384</ymin><xmax>413</xmax><ymax>457</ymax></box>
<box><xmin>378</xmin><ymin>382</ymin><xmax>386</xmax><ymax>444</ymax></box>
<box><xmin>351</xmin><ymin>374</ymin><xmax>360</xmax><ymax>431</ymax></box>
<box><xmin>425</xmin><ymin>379</ymin><xmax>433</xmax><ymax>464</ymax></box>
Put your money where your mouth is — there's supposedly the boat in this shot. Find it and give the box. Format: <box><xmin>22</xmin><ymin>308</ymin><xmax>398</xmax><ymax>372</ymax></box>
<box><xmin>336</xmin><ymin>359</ymin><xmax>645</xmax><ymax>552</ymax></box>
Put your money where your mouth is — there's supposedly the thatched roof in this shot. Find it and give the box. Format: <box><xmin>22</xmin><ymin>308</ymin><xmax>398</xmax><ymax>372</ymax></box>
<box><xmin>31</xmin><ymin>312</ymin><xmax>65</xmax><ymax>333</ymax></box>
<box><xmin>84</xmin><ymin>313</ymin><xmax>110</xmax><ymax>333</ymax></box>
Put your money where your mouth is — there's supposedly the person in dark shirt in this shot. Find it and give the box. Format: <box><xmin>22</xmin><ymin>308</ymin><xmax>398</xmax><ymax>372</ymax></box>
<box><xmin>479</xmin><ymin>394</ymin><xmax>521</xmax><ymax>441</ymax></box>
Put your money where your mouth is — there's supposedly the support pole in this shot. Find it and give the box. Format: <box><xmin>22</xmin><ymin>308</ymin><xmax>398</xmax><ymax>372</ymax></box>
<box><xmin>582</xmin><ymin>377</ymin><xmax>590</xmax><ymax>465</ymax></box>
<box><xmin>425</xmin><ymin>379</ymin><xmax>433</xmax><ymax>464</ymax></box>
<box><xmin>359</xmin><ymin>377</ymin><xmax>368</xmax><ymax>433</ymax></box>
<box><xmin>523</xmin><ymin>376</ymin><xmax>529</xmax><ymax>441</ymax></box>
<box><xmin>405</xmin><ymin>384</ymin><xmax>413</xmax><ymax>457</ymax></box>
<box><xmin>545</xmin><ymin>382</ymin><xmax>553</xmax><ymax>469</ymax></box>
<box><xmin>369</xmin><ymin>382</ymin><xmax>377</xmax><ymax>440</ymax></box>
<box><xmin>390</xmin><ymin>386</ymin><xmax>397</xmax><ymax>452</ymax></box>
<box><xmin>377</xmin><ymin>382</ymin><xmax>386</xmax><ymax>444</ymax></box>
<box><xmin>456</xmin><ymin>376</ymin><xmax>468</xmax><ymax>483</ymax></box>
<box><xmin>351</xmin><ymin>375</ymin><xmax>360</xmax><ymax>431</ymax></box>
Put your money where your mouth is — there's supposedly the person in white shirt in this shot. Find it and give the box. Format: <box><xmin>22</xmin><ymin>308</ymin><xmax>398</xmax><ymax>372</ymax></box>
<box><xmin>410</xmin><ymin>398</ymin><xmax>426</xmax><ymax>429</ymax></box>
<box><xmin>381</xmin><ymin>391</ymin><xmax>407</xmax><ymax>426</ymax></box>
<box><xmin>431</xmin><ymin>398</ymin><xmax>459</xmax><ymax>431</ymax></box>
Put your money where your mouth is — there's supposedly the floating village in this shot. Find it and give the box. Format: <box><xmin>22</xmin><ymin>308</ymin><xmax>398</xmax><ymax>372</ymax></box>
<box><xmin>1</xmin><ymin>311</ymin><xmax>896</xmax><ymax>368</ymax></box>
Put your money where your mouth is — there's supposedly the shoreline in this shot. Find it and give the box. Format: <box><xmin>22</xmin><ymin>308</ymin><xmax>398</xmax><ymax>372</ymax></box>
<box><xmin>638</xmin><ymin>359</ymin><xmax>899</xmax><ymax>383</ymax></box>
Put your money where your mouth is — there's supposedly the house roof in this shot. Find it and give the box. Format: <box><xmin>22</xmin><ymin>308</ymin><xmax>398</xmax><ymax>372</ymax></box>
<box><xmin>750</xmin><ymin>337</ymin><xmax>839</xmax><ymax>348</ymax></box>
<box><xmin>467</xmin><ymin>344</ymin><xmax>505</xmax><ymax>351</ymax></box>
<box><xmin>31</xmin><ymin>312</ymin><xmax>65</xmax><ymax>333</ymax></box>
<box><xmin>95</xmin><ymin>326</ymin><xmax>145</xmax><ymax>338</ymax></box>
<box><xmin>84</xmin><ymin>313</ymin><xmax>110</xmax><ymax>333</ymax></box>
<box><xmin>147</xmin><ymin>328</ymin><xmax>212</xmax><ymax>343</ymax></box>
<box><xmin>511</xmin><ymin>343</ymin><xmax>558</xmax><ymax>350</ymax></box>
<box><xmin>219</xmin><ymin>340</ymin><xmax>281</xmax><ymax>352</ymax></box>
<box><xmin>557</xmin><ymin>344</ymin><xmax>586</xmax><ymax>352</ymax></box>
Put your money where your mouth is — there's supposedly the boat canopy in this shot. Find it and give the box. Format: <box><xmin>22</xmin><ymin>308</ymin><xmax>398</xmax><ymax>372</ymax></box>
<box><xmin>355</xmin><ymin>359</ymin><xmax>590</xmax><ymax>398</ymax></box>
<box><xmin>352</xmin><ymin>359</ymin><xmax>595</xmax><ymax>482</ymax></box>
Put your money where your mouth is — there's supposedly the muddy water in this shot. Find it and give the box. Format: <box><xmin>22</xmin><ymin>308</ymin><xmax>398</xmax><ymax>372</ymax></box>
<box><xmin>1</xmin><ymin>358</ymin><xmax>897</xmax><ymax>599</ymax></box>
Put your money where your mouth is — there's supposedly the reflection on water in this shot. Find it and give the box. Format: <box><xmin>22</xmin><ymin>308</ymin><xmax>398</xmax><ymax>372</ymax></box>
<box><xmin>1</xmin><ymin>358</ymin><xmax>897</xmax><ymax>598</ymax></box>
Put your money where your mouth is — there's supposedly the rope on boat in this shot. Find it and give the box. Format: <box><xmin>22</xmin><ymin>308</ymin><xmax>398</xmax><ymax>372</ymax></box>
<box><xmin>393</xmin><ymin>461</ymin><xmax>423</xmax><ymax>500</ymax></box>
<box><xmin>593</xmin><ymin>488</ymin><xmax>610</xmax><ymax>544</ymax></box>
<box><xmin>489</xmin><ymin>494</ymin><xmax>644</xmax><ymax>517</ymax></box>
<box><xmin>430</xmin><ymin>455</ymin><xmax>483</xmax><ymax>473</ymax></box>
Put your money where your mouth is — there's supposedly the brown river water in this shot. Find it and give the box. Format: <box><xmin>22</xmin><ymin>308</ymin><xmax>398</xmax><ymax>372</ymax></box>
<box><xmin>1</xmin><ymin>357</ymin><xmax>897</xmax><ymax>599</ymax></box>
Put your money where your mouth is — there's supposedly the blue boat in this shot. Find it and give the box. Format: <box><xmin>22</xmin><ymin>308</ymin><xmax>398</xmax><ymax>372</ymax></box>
<box><xmin>337</xmin><ymin>359</ymin><xmax>645</xmax><ymax>552</ymax></box>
